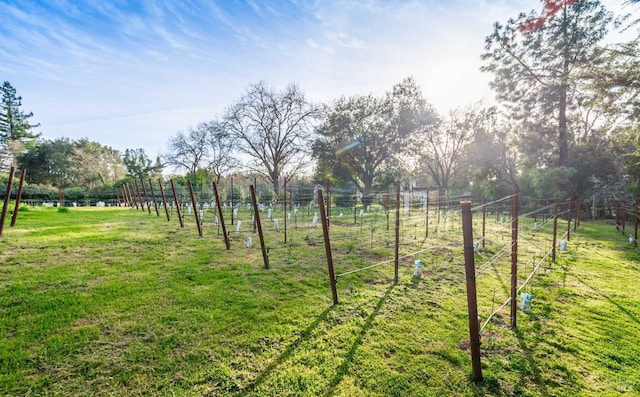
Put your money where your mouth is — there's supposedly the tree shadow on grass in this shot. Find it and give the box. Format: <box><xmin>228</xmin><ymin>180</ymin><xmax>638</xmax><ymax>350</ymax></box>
<box><xmin>572</xmin><ymin>273</ymin><xmax>640</xmax><ymax>326</ymax></box>
<box><xmin>470</xmin><ymin>315</ymin><xmax>554</xmax><ymax>397</ymax></box>
<box><xmin>321</xmin><ymin>284</ymin><xmax>395</xmax><ymax>397</ymax></box>
<box><xmin>241</xmin><ymin>305</ymin><xmax>335</xmax><ymax>394</ymax></box>
<box><xmin>472</xmin><ymin>301</ymin><xmax>555</xmax><ymax>396</ymax></box>
<box><xmin>490</xmin><ymin>262</ymin><xmax>509</xmax><ymax>297</ymax></box>
<box><xmin>512</xmin><ymin>324</ymin><xmax>552</xmax><ymax>396</ymax></box>
<box><xmin>619</xmin><ymin>245</ymin><xmax>640</xmax><ymax>270</ymax></box>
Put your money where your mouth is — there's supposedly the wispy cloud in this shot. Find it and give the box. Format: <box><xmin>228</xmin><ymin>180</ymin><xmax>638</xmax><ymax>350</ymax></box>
<box><xmin>1</xmin><ymin>0</ymin><xmax>630</xmax><ymax>161</ymax></box>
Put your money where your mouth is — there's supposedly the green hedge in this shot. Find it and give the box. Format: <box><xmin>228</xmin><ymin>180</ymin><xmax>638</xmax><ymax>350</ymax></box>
<box><xmin>0</xmin><ymin>183</ymin><xmax>121</xmax><ymax>203</ymax></box>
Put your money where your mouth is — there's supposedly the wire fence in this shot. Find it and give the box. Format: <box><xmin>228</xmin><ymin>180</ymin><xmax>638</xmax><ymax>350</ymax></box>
<box><xmin>4</xmin><ymin>172</ymin><xmax>640</xmax><ymax>383</ymax></box>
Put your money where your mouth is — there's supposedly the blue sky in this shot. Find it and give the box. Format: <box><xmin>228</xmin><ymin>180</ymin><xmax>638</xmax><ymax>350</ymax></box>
<box><xmin>0</xmin><ymin>0</ymin><xmax>632</xmax><ymax>163</ymax></box>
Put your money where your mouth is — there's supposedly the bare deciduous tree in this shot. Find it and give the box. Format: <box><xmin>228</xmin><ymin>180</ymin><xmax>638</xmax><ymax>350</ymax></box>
<box><xmin>164</xmin><ymin>121</ymin><xmax>237</xmax><ymax>181</ymax></box>
<box><xmin>222</xmin><ymin>81</ymin><xmax>319</xmax><ymax>194</ymax></box>
<box><xmin>418</xmin><ymin>104</ymin><xmax>481</xmax><ymax>191</ymax></box>
<box><xmin>164</xmin><ymin>123</ymin><xmax>210</xmax><ymax>175</ymax></box>
<box><xmin>206</xmin><ymin>121</ymin><xmax>238</xmax><ymax>182</ymax></box>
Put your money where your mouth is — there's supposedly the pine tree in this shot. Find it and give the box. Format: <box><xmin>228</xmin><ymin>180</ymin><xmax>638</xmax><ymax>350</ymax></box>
<box><xmin>0</xmin><ymin>81</ymin><xmax>40</xmax><ymax>169</ymax></box>
<box><xmin>122</xmin><ymin>148</ymin><xmax>164</xmax><ymax>179</ymax></box>
<box><xmin>481</xmin><ymin>0</ymin><xmax>612</xmax><ymax>169</ymax></box>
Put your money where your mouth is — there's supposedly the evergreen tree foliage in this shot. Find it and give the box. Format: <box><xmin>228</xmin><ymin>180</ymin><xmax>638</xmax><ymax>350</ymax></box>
<box><xmin>313</xmin><ymin>77</ymin><xmax>437</xmax><ymax>196</ymax></box>
<box><xmin>123</xmin><ymin>148</ymin><xmax>164</xmax><ymax>180</ymax></box>
<box><xmin>18</xmin><ymin>138</ymin><xmax>126</xmax><ymax>190</ymax></box>
<box><xmin>481</xmin><ymin>0</ymin><xmax>613</xmax><ymax>168</ymax></box>
<box><xmin>18</xmin><ymin>138</ymin><xmax>75</xmax><ymax>189</ymax></box>
<box><xmin>0</xmin><ymin>81</ymin><xmax>40</xmax><ymax>169</ymax></box>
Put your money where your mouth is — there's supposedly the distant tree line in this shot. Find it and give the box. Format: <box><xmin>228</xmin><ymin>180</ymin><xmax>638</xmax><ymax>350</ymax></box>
<box><xmin>1</xmin><ymin>0</ymin><xmax>639</xmax><ymax>210</ymax></box>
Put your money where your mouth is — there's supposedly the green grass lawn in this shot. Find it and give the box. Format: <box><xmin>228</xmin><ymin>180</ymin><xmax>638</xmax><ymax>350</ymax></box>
<box><xmin>1</xmin><ymin>205</ymin><xmax>638</xmax><ymax>396</ymax></box>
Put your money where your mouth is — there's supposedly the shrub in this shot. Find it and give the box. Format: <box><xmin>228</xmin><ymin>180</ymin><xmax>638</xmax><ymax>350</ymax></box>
<box><xmin>64</xmin><ymin>187</ymin><xmax>86</xmax><ymax>201</ymax></box>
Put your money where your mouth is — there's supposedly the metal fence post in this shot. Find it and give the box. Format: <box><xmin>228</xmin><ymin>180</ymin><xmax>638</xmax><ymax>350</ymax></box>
<box><xmin>461</xmin><ymin>200</ymin><xmax>483</xmax><ymax>382</ymax></box>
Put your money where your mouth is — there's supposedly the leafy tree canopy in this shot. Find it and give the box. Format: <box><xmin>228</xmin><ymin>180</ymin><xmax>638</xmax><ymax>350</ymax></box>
<box><xmin>481</xmin><ymin>0</ymin><xmax>613</xmax><ymax>168</ymax></box>
<box><xmin>313</xmin><ymin>77</ymin><xmax>438</xmax><ymax>196</ymax></box>
<box><xmin>0</xmin><ymin>81</ymin><xmax>40</xmax><ymax>169</ymax></box>
<box><xmin>123</xmin><ymin>148</ymin><xmax>163</xmax><ymax>180</ymax></box>
<box><xmin>18</xmin><ymin>138</ymin><xmax>126</xmax><ymax>190</ymax></box>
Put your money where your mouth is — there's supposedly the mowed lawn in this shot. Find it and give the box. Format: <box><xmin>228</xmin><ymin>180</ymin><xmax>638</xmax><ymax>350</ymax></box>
<box><xmin>1</xmin><ymin>205</ymin><xmax>639</xmax><ymax>396</ymax></box>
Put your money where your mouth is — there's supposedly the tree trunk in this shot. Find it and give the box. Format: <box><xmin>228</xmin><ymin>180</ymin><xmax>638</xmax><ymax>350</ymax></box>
<box><xmin>271</xmin><ymin>174</ymin><xmax>280</xmax><ymax>197</ymax></box>
<box><xmin>558</xmin><ymin>7</ymin><xmax>570</xmax><ymax>168</ymax></box>
<box><xmin>360</xmin><ymin>174</ymin><xmax>375</xmax><ymax>205</ymax></box>
<box><xmin>558</xmin><ymin>83</ymin><xmax>569</xmax><ymax>168</ymax></box>
<box><xmin>58</xmin><ymin>187</ymin><xmax>65</xmax><ymax>207</ymax></box>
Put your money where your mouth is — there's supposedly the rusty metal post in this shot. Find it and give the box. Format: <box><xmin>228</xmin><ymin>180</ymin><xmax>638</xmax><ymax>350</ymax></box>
<box><xmin>461</xmin><ymin>200</ymin><xmax>483</xmax><ymax>383</ymax></box>
<box><xmin>438</xmin><ymin>190</ymin><xmax>442</xmax><ymax>226</ymax></box>
<box><xmin>317</xmin><ymin>188</ymin><xmax>338</xmax><ymax>305</ymax></box>
<box><xmin>134</xmin><ymin>178</ymin><xmax>145</xmax><ymax>211</ymax></box>
<box><xmin>326</xmin><ymin>179</ymin><xmax>331</xmax><ymax>229</ymax></box>
<box><xmin>552</xmin><ymin>195</ymin><xmax>559</xmax><ymax>263</ymax></box>
<box><xmin>128</xmin><ymin>183</ymin><xmax>136</xmax><ymax>208</ymax></box>
<box><xmin>633</xmin><ymin>200</ymin><xmax>638</xmax><ymax>249</ymax></box>
<box><xmin>0</xmin><ymin>166</ymin><xmax>16</xmax><ymax>236</ymax></box>
<box><xmin>127</xmin><ymin>183</ymin><xmax>137</xmax><ymax>209</ymax></box>
<box><xmin>170</xmin><ymin>179</ymin><xmax>184</xmax><ymax>228</ymax></box>
<box><xmin>149</xmin><ymin>178</ymin><xmax>160</xmax><ymax>217</ymax></box>
<box><xmin>132</xmin><ymin>182</ymin><xmax>140</xmax><ymax>209</ymax></box>
<box><xmin>188</xmin><ymin>180</ymin><xmax>203</xmax><ymax>236</ymax></box>
<box><xmin>127</xmin><ymin>184</ymin><xmax>134</xmax><ymax>207</ymax></box>
<box><xmin>250</xmin><ymin>185</ymin><xmax>269</xmax><ymax>268</ymax></box>
<box><xmin>290</xmin><ymin>189</ymin><xmax>293</xmax><ymax>229</ymax></box>
<box><xmin>630</xmin><ymin>200</ymin><xmax>638</xmax><ymax>248</ymax></box>
<box><xmin>128</xmin><ymin>183</ymin><xmax>134</xmax><ymax>207</ymax></box>
<box><xmin>121</xmin><ymin>185</ymin><xmax>128</xmax><ymax>207</ymax></box>
<box><xmin>123</xmin><ymin>183</ymin><xmax>130</xmax><ymax>207</ymax></box>
<box><xmin>158</xmin><ymin>180</ymin><xmax>171</xmax><ymax>221</ymax></box>
<box><xmin>566</xmin><ymin>197</ymin><xmax>571</xmax><ymax>241</ymax></box>
<box><xmin>128</xmin><ymin>183</ymin><xmax>135</xmax><ymax>207</ymax></box>
<box><xmin>10</xmin><ymin>169</ymin><xmax>26</xmax><ymax>227</ymax></box>
<box><xmin>118</xmin><ymin>185</ymin><xmax>124</xmax><ymax>207</ymax></box>
<box><xmin>353</xmin><ymin>183</ymin><xmax>358</xmax><ymax>224</ymax></box>
<box><xmin>576</xmin><ymin>198</ymin><xmax>581</xmax><ymax>229</ymax></box>
<box><xmin>213</xmin><ymin>181</ymin><xmax>230</xmax><ymax>249</ymax></box>
<box><xmin>622</xmin><ymin>199</ymin><xmax>626</xmax><ymax>234</ymax></box>
<box><xmin>386</xmin><ymin>187</ymin><xmax>391</xmax><ymax>231</ymax></box>
<box><xmin>482</xmin><ymin>200</ymin><xmax>487</xmax><ymax>250</ymax></box>
<box><xmin>252</xmin><ymin>179</ymin><xmax>257</xmax><ymax>233</ymax></box>
<box><xmin>115</xmin><ymin>187</ymin><xmax>122</xmax><ymax>207</ymax></box>
<box><xmin>633</xmin><ymin>199</ymin><xmax>638</xmax><ymax>249</ymax></box>
<box><xmin>134</xmin><ymin>179</ymin><xmax>144</xmax><ymax>211</ymax></box>
<box><xmin>114</xmin><ymin>186</ymin><xmax>121</xmax><ymax>207</ymax></box>
<box><xmin>394</xmin><ymin>182</ymin><xmax>400</xmax><ymax>285</ymax></box>
<box><xmin>510</xmin><ymin>191</ymin><xmax>519</xmax><ymax>330</ymax></box>
<box><xmin>140</xmin><ymin>177</ymin><xmax>151</xmax><ymax>215</ymax></box>
<box><xmin>134</xmin><ymin>179</ymin><xmax>143</xmax><ymax>210</ymax></box>
<box><xmin>425</xmin><ymin>188</ymin><xmax>429</xmax><ymax>238</ymax></box>
<box><xmin>230</xmin><ymin>176</ymin><xmax>234</xmax><ymax>225</ymax></box>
